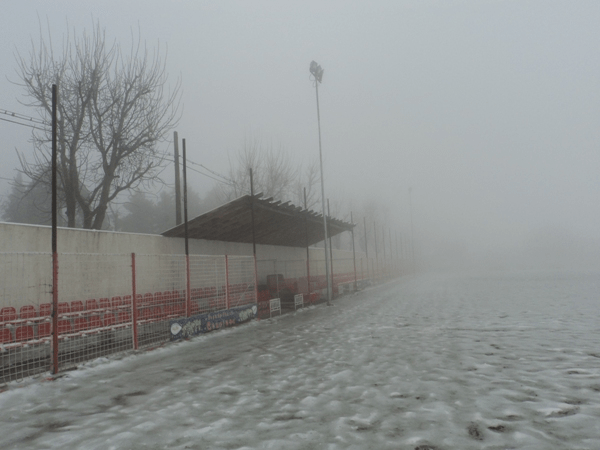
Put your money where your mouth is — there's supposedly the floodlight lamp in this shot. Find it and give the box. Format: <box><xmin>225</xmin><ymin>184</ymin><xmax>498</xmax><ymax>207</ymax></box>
<box><xmin>310</xmin><ymin>61</ymin><xmax>324</xmax><ymax>83</ymax></box>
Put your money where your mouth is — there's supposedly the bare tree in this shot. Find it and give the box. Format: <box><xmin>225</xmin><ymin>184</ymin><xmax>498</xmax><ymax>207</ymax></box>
<box><xmin>220</xmin><ymin>136</ymin><xmax>319</xmax><ymax>209</ymax></box>
<box><xmin>13</xmin><ymin>21</ymin><xmax>181</xmax><ymax>229</ymax></box>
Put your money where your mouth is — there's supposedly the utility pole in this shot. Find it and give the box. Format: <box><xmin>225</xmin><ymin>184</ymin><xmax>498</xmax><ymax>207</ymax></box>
<box><xmin>174</xmin><ymin>131</ymin><xmax>182</xmax><ymax>225</ymax></box>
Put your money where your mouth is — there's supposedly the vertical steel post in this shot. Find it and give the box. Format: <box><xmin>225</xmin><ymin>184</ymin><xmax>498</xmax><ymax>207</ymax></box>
<box><xmin>382</xmin><ymin>224</ymin><xmax>386</xmax><ymax>280</ymax></box>
<box><xmin>51</xmin><ymin>84</ymin><xmax>59</xmax><ymax>374</ymax></box>
<box><xmin>131</xmin><ymin>253</ymin><xmax>139</xmax><ymax>350</ymax></box>
<box><xmin>225</xmin><ymin>255</ymin><xmax>230</xmax><ymax>310</ymax></box>
<box><xmin>314</xmin><ymin>77</ymin><xmax>331</xmax><ymax>304</ymax></box>
<box><xmin>304</xmin><ymin>188</ymin><xmax>311</xmax><ymax>298</ymax></box>
<box><xmin>327</xmin><ymin>199</ymin><xmax>334</xmax><ymax>294</ymax></box>
<box><xmin>174</xmin><ymin>131</ymin><xmax>182</xmax><ymax>225</ymax></box>
<box><xmin>409</xmin><ymin>187</ymin><xmax>416</xmax><ymax>274</ymax></box>
<box><xmin>249</xmin><ymin>168</ymin><xmax>258</xmax><ymax>309</ymax></box>
<box><xmin>374</xmin><ymin>222</ymin><xmax>379</xmax><ymax>282</ymax></box>
<box><xmin>351</xmin><ymin>211</ymin><xmax>357</xmax><ymax>291</ymax></box>
<box><xmin>183</xmin><ymin>139</ymin><xmax>191</xmax><ymax>317</ymax></box>
<box><xmin>363</xmin><ymin>217</ymin><xmax>369</xmax><ymax>283</ymax></box>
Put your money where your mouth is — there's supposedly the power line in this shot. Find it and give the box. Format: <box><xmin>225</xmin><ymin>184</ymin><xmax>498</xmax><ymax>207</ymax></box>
<box><xmin>185</xmin><ymin>164</ymin><xmax>233</xmax><ymax>186</ymax></box>
<box><xmin>0</xmin><ymin>108</ymin><xmax>46</xmax><ymax>125</ymax></box>
<box><xmin>1</xmin><ymin>106</ymin><xmax>235</xmax><ymax>187</ymax></box>
<box><xmin>186</xmin><ymin>159</ymin><xmax>232</xmax><ymax>183</ymax></box>
<box><xmin>0</xmin><ymin>116</ymin><xmax>46</xmax><ymax>131</ymax></box>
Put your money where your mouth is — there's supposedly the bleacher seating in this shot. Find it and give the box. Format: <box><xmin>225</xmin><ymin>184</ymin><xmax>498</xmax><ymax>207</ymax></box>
<box><xmin>117</xmin><ymin>311</ymin><xmax>131</xmax><ymax>324</ymax></box>
<box><xmin>57</xmin><ymin>319</ymin><xmax>72</xmax><ymax>334</ymax></box>
<box><xmin>40</xmin><ymin>303</ymin><xmax>52</xmax><ymax>317</ymax></box>
<box><xmin>19</xmin><ymin>305</ymin><xmax>37</xmax><ymax>319</ymax></box>
<box><xmin>103</xmin><ymin>313</ymin><xmax>116</xmax><ymax>327</ymax></box>
<box><xmin>99</xmin><ymin>298</ymin><xmax>110</xmax><ymax>309</ymax></box>
<box><xmin>38</xmin><ymin>322</ymin><xmax>51</xmax><ymax>338</ymax></box>
<box><xmin>89</xmin><ymin>314</ymin><xmax>102</xmax><ymax>329</ymax></box>
<box><xmin>16</xmin><ymin>325</ymin><xmax>35</xmax><ymax>341</ymax></box>
<box><xmin>1</xmin><ymin>328</ymin><xmax>13</xmax><ymax>343</ymax></box>
<box><xmin>73</xmin><ymin>317</ymin><xmax>89</xmax><ymax>332</ymax></box>
<box><xmin>1</xmin><ymin>307</ymin><xmax>17</xmax><ymax>322</ymax></box>
<box><xmin>71</xmin><ymin>300</ymin><xmax>84</xmax><ymax>313</ymax></box>
<box><xmin>111</xmin><ymin>296</ymin><xmax>122</xmax><ymax>308</ymax></box>
<box><xmin>86</xmin><ymin>299</ymin><xmax>99</xmax><ymax>311</ymax></box>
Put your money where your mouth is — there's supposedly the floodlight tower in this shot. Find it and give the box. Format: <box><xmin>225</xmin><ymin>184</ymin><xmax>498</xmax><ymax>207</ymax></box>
<box><xmin>310</xmin><ymin>60</ymin><xmax>332</xmax><ymax>305</ymax></box>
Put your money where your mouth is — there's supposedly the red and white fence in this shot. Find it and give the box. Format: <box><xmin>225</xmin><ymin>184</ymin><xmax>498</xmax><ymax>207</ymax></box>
<box><xmin>0</xmin><ymin>252</ymin><xmax>256</xmax><ymax>383</ymax></box>
<box><xmin>1</xmin><ymin>250</ymin><xmax>401</xmax><ymax>383</ymax></box>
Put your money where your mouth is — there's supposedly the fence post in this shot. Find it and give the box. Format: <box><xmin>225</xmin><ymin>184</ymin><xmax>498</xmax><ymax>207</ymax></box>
<box><xmin>254</xmin><ymin>255</ymin><xmax>258</xmax><ymax>306</ymax></box>
<box><xmin>131</xmin><ymin>253</ymin><xmax>139</xmax><ymax>350</ymax></box>
<box><xmin>52</xmin><ymin>252</ymin><xmax>59</xmax><ymax>374</ymax></box>
<box><xmin>186</xmin><ymin>255</ymin><xmax>191</xmax><ymax>317</ymax></box>
<box><xmin>225</xmin><ymin>255</ymin><xmax>230</xmax><ymax>310</ymax></box>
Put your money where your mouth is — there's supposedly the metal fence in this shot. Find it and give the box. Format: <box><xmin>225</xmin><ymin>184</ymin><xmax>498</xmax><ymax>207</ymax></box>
<box><xmin>1</xmin><ymin>250</ymin><xmax>401</xmax><ymax>383</ymax></box>
<box><xmin>0</xmin><ymin>252</ymin><xmax>256</xmax><ymax>383</ymax></box>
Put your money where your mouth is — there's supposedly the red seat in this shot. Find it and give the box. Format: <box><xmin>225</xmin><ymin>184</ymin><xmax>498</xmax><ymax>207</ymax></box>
<box><xmin>88</xmin><ymin>314</ymin><xmax>102</xmax><ymax>329</ymax></box>
<box><xmin>73</xmin><ymin>317</ymin><xmax>89</xmax><ymax>332</ymax></box>
<box><xmin>19</xmin><ymin>305</ymin><xmax>38</xmax><ymax>319</ymax></box>
<box><xmin>99</xmin><ymin>298</ymin><xmax>110</xmax><ymax>309</ymax></box>
<box><xmin>174</xmin><ymin>302</ymin><xmax>185</xmax><ymax>316</ymax></box>
<box><xmin>164</xmin><ymin>304</ymin><xmax>174</xmax><ymax>317</ymax></box>
<box><xmin>1</xmin><ymin>307</ymin><xmax>17</xmax><ymax>322</ymax></box>
<box><xmin>16</xmin><ymin>325</ymin><xmax>35</xmax><ymax>342</ymax></box>
<box><xmin>38</xmin><ymin>322</ymin><xmax>51</xmax><ymax>338</ymax></box>
<box><xmin>57</xmin><ymin>319</ymin><xmax>72</xmax><ymax>335</ymax></box>
<box><xmin>71</xmin><ymin>300</ymin><xmax>84</xmax><ymax>313</ymax></box>
<box><xmin>154</xmin><ymin>292</ymin><xmax>164</xmax><ymax>306</ymax></box>
<box><xmin>40</xmin><ymin>303</ymin><xmax>52</xmax><ymax>317</ymax></box>
<box><xmin>111</xmin><ymin>296</ymin><xmax>123</xmax><ymax>308</ymax></box>
<box><xmin>85</xmin><ymin>299</ymin><xmax>99</xmax><ymax>311</ymax></box>
<box><xmin>118</xmin><ymin>311</ymin><xmax>131</xmax><ymax>324</ymax></box>
<box><xmin>190</xmin><ymin>302</ymin><xmax>199</xmax><ymax>316</ymax></box>
<box><xmin>122</xmin><ymin>295</ymin><xmax>132</xmax><ymax>306</ymax></box>
<box><xmin>1</xmin><ymin>328</ymin><xmax>13</xmax><ymax>343</ymax></box>
<box><xmin>152</xmin><ymin>306</ymin><xmax>164</xmax><ymax>320</ymax></box>
<box><xmin>162</xmin><ymin>291</ymin><xmax>172</xmax><ymax>303</ymax></box>
<box><xmin>57</xmin><ymin>302</ymin><xmax>70</xmax><ymax>315</ymax></box>
<box><xmin>103</xmin><ymin>312</ymin><xmax>116</xmax><ymax>327</ymax></box>
<box><xmin>143</xmin><ymin>293</ymin><xmax>153</xmax><ymax>305</ymax></box>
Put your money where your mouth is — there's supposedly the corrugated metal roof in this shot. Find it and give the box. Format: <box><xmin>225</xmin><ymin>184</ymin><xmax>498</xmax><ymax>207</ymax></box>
<box><xmin>161</xmin><ymin>194</ymin><xmax>354</xmax><ymax>248</ymax></box>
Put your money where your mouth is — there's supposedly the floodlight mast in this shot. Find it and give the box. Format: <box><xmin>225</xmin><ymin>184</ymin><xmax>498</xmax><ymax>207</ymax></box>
<box><xmin>310</xmin><ymin>60</ymin><xmax>332</xmax><ymax>305</ymax></box>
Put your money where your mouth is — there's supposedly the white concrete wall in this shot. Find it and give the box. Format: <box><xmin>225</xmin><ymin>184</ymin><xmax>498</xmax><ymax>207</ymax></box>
<box><xmin>0</xmin><ymin>222</ymin><xmax>366</xmax><ymax>308</ymax></box>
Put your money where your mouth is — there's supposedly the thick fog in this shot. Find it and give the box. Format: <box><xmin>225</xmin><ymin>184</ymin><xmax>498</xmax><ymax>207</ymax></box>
<box><xmin>1</xmin><ymin>1</ymin><xmax>599</xmax><ymax>271</ymax></box>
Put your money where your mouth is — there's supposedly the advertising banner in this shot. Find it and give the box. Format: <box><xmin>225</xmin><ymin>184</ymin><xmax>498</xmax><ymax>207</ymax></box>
<box><xmin>170</xmin><ymin>303</ymin><xmax>258</xmax><ymax>340</ymax></box>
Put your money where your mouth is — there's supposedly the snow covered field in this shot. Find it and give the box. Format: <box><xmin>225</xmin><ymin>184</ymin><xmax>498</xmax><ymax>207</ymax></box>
<box><xmin>1</xmin><ymin>270</ymin><xmax>600</xmax><ymax>449</ymax></box>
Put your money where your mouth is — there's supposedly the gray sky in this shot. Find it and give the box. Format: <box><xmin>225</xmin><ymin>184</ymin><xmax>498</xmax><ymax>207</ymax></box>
<box><xmin>1</xmin><ymin>1</ymin><xmax>599</xmax><ymax>265</ymax></box>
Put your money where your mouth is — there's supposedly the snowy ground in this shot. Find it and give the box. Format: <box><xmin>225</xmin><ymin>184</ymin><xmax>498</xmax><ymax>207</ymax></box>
<box><xmin>1</xmin><ymin>270</ymin><xmax>600</xmax><ymax>449</ymax></box>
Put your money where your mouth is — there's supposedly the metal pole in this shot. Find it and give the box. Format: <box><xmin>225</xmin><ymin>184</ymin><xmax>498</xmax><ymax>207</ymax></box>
<box><xmin>351</xmin><ymin>211</ymin><xmax>357</xmax><ymax>291</ymax></box>
<box><xmin>183</xmin><ymin>139</ymin><xmax>191</xmax><ymax>317</ymax></box>
<box><xmin>314</xmin><ymin>73</ymin><xmax>331</xmax><ymax>304</ymax></box>
<box><xmin>51</xmin><ymin>84</ymin><xmax>59</xmax><ymax>375</ymax></box>
<box><xmin>395</xmin><ymin>230</ymin><xmax>399</xmax><ymax>276</ymax></box>
<box><xmin>363</xmin><ymin>217</ymin><xmax>369</xmax><ymax>282</ymax></box>
<box><xmin>389</xmin><ymin>228</ymin><xmax>393</xmax><ymax>277</ymax></box>
<box><xmin>304</xmin><ymin>188</ymin><xmax>311</xmax><ymax>298</ymax></box>
<box><xmin>409</xmin><ymin>187</ymin><xmax>416</xmax><ymax>274</ymax></box>
<box><xmin>374</xmin><ymin>222</ymin><xmax>379</xmax><ymax>282</ymax></box>
<box><xmin>174</xmin><ymin>131</ymin><xmax>182</xmax><ymax>225</ymax></box>
<box><xmin>327</xmin><ymin>199</ymin><xmax>334</xmax><ymax>294</ymax></box>
<box><xmin>249</xmin><ymin>168</ymin><xmax>257</xmax><ymax>257</ymax></box>
<box><xmin>131</xmin><ymin>253</ymin><xmax>139</xmax><ymax>350</ymax></box>
<box><xmin>382</xmin><ymin>224</ymin><xmax>386</xmax><ymax>279</ymax></box>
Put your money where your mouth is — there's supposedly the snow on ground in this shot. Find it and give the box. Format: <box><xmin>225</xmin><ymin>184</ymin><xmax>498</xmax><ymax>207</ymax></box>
<box><xmin>1</xmin><ymin>270</ymin><xmax>600</xmax><ymax>449</ymax></box>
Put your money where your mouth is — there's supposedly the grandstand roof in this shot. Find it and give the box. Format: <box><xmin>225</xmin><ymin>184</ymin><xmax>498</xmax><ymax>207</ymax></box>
<box><xmin>161</xmin><ymin>194</ymin><xmax>354</xmax><ymax>248</ymax></box>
